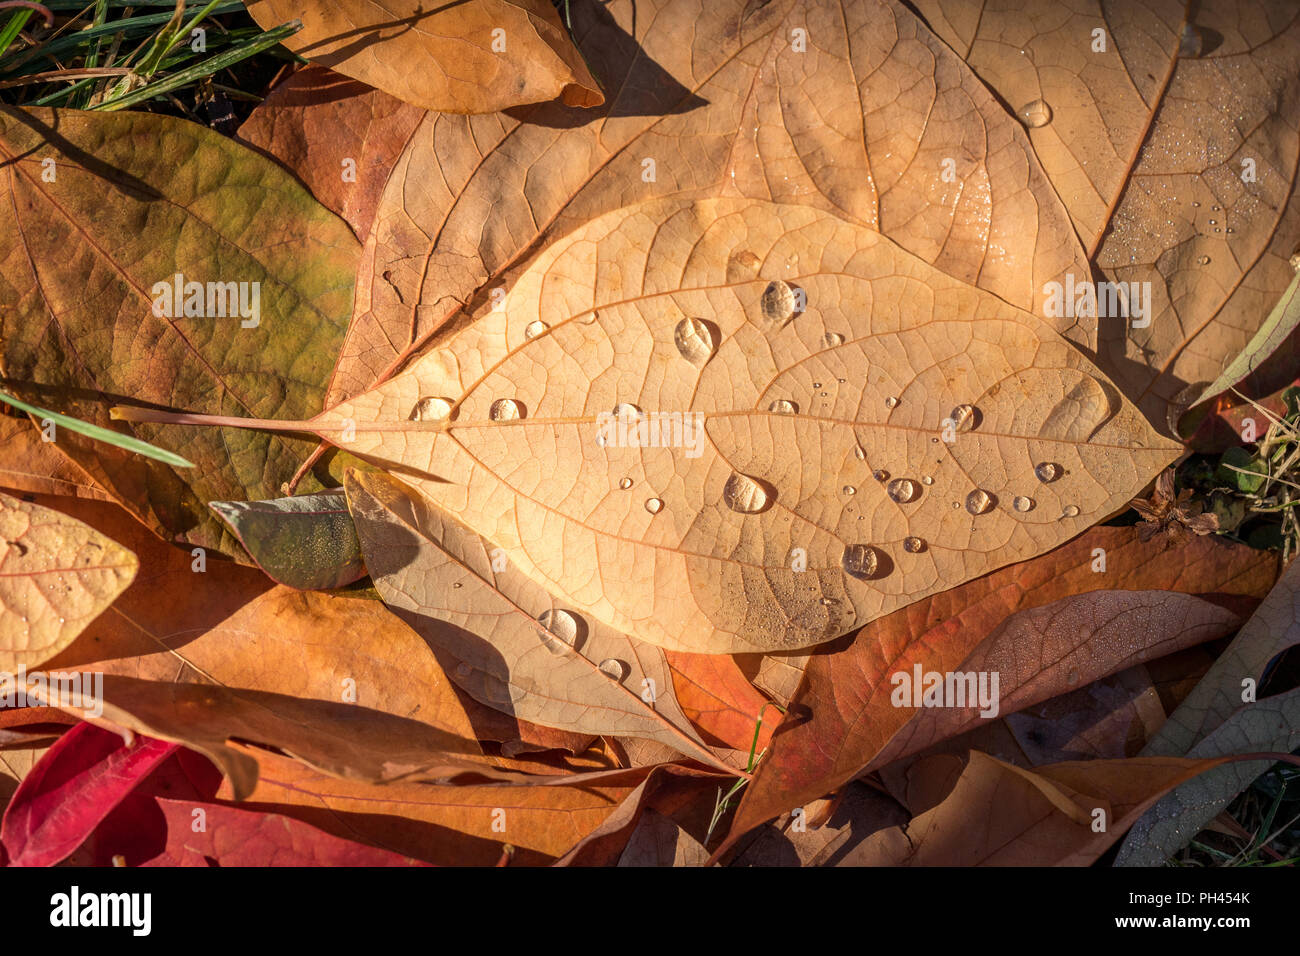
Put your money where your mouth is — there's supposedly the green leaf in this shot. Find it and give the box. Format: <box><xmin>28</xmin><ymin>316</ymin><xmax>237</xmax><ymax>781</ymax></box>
<box><xmin>0</xmin><ymin>106</ymin><xmax>359</xmax><ymax>557</ymax></box>
<box><xmin>1216</xmin><ymin>446</ymin><xmax>1267</xmax><ymax>494</ymax></box>
<box><xmin>0</xmin><ymin>389</ymin><xmax>193</xmax><ymax>468</ymax></box>
<box><xmin>210</xmin><ymin>493</ymin><xmax>366</xmax><ymax>591</ymax></box>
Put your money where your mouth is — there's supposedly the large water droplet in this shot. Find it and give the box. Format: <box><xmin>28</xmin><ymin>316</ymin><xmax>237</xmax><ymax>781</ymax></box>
<box><xmin>1034</xmin><ymin>462</ymin><xmax>1061</xmax><ymax>483</ymax></box>
<box><xmin>645</xmin><ymin>497</ymin><xmax>664</xmax><ymax>514</ymax></box>
<box><xmin>1018</xmin><ymin>98</ymin><xmax>1052</xmax><ymax>128</ymax></box>
<box><xmin>823</xmin><ymin>331</ymin><xmax>844</xmax><ymax>348</ymax></box>
<box><xmin>841</xmin><ymin>544</ymin><xmax>881</xmax><ymax>580</ymax></box>
<box><xmin>842</xmin><ymin>485</ymin><xmax>856</xmax><ymax>497</ymax></box>
<box><xmin>768</xmin><ymin>399</ymin><xmax>798</xmax><ymax>414</ymax></box>
<box><xmin>618</xmin><ymin>477</ymin><xmax>633</xmax><ymax>490</ymax></box>
<box><xmin>598</xmin><ymin>658</ymin><xmax>629</xmax><ymax>682</ymax></box>
<box><xmin>409</xmin><ymin>396</ymin><xmax>453</xmax><ymax>421</ymax></box>
<box><xmin>903</xmin><ymin>536</ymin><xmax>926</xmax><ymax>553</ymax></box>
<box><xmin>760</xmin><ymin>280</ymin><xmax>802</xmax><ymax>324</ymax></box>
<box><xmin>489</xmin><ymin>398</ymin><xmax>523</xmax><ymax>421</ymax></box>
<box><xmin>1060</xmin><ymin>504</ymin><xmax>1080</xmax><ymax>519</ymax></box>
<box><xmin>887</xmin><ymin>478</ymin><xmax>917</xmax><ymax>503</ymax></box>
<box><xmin>524</xmin><ymin>319</ymin><xmax>549</xmax><ymax>340</ymax></box>
<box><xmin>723</xmin><ymin>472</ymin><xmax>773</xmax><ymax>514</ymax></box>
<box><xmin>1039</xmin><ymin>375</ymin><xmax>1117</xmax><ymax>441</ymax></box>
<box><xmin>885</xmin><ymin>396</ymin><xmax>899</xmax><ymax>409</ymax></box>
<box><xmin>537</xmin><ymin>608</ymin><xmax>581</xmax><ymax>653</ymax></box>
<box><xmin>1013</xmin><ymin>495</ymin><xmax>1035</xmax><ymax>513</ymax></box>
<box><xmin>965</xmin><ymin>489</ymin><xmax>994</xmax><ymax>515</ymax></box>
<box><xmin>949</xmin><ymin>404</ymin><xmax>977</xmax><ymax>432</ymax></box>
<box><xmin>674</xmin><ymin>316</ymin><xmax>716</xmax><ymax>365</ymax></box>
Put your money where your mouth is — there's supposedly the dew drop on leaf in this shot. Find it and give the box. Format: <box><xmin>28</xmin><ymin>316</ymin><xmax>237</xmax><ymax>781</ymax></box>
<box><xmin>823</xmin><ymin>331</ymin><xmax>844</xmax><ymax>348</ymax></box>
<box><xmin>1060</xmin><ymin>504</ymin><xmax>1080</xmax><ymax>519</ymax></box>
<box><xmin>645</xmin><ymin>497</ymin><xmax>664</xmax><ymax>514</ymax></box>
<box><xmin>409</xmin><ymin>396</ymin><xmax>453</xmax><ymax>421</ymax></box>
<box><xmin>885</xmin><ymin>396</ymin><xmax>899</xmax><ymax>408</ymax></box>
<box><xmin>760</xmin><ymin>280</ymin><xmax>800</xmax><ymax>324</ymax></box>
<box><xmin>489</xmin><ymin>398</ymin><xmax>523</xmax><ymax>421</ymax></box>
<box><xmin>674</xmin><ymin>316</ymin><xmax>716</xmax><ymax>365</ymax></box>
<box><xmin>1013</xmin><ymin>495</ymin><xmax>1035</xmax><ymax>513</ymax></box>
<box><xmin>618</xmin><ymin>477</ymin><xmax>633</xmax><ymax>490</ymax></box>
<box><xmin>524</xmin><ymin>319</ymin><xmax>549</xmax><ymax>340</ymax></box>
<box><xmin>1034</xmin><ymin>462</ymin><xmax>1060</xmax><ymax>483</ymax></box>
<box><xmin>872</xmin><ymin>468</ymin><xmax>889</xmax><ymax>482</ymax></box>
<box><xmin>903</xmin><ymin>536</ymin><xmax>926</xmax><ymax>553</ymax></box>
<box><xmin>1178</xmin><ymin>23</ymin><xmax>1204</xmax><ymax>57</ymax></box>
<box><xmin>537</xmin><ymin>608</ymin><xmax>581</xmax><ymax>653</ymax></box>
<box><xmin>769</xmin><ymin>398</ymin><xmax>798</xmax><ymax>414</ymax></box>
<box><xmin>1196</xmin><ymin>255</ymin><xmax>1210</xmax><ymax>265</ymax></box>
<box><xmin>921</xmin><ymin>475</ymin><xmax>934</xmax><ymax>485</ymax></box>
<box><xmin>1018</xmin><ymin>98</ymin><xmax>1052</xmax><ymax>128</ymax></box>
<box><xmin>841</xmin><ymin>543</ymin><xmax>881</xmax><ymax>580</ymax></box>
<box><xmin>887</xmin><ymin>478</ymin><xmax>917</xmax><ymax>503</ymax></box>
<box><xmin>949</xmin><ymin>403</ymin><xmax>977</xmax><ymax>432</ymax></box>
<box><xmin>598</xmin><ymin>658</ymin><xmax>629</xmax><ymax>682</ymax></box>
<box><xmin>965</xmin><ymin>489</ymin><xmax>994</xmax><ymax>515</ymax></box>
<box><xmin>842</xmin><ymin>485</ymin><xmax>856</xmax><ymax>496</ymax></box>
<box><xmin>723</xmin><ymin>472</ymin><xmax>772</xmax><ymax>514</ymax></box>
<box><xmin>612</xmin><ymin>402</ymin><xmax>642</xmax><ymax>419</ymax></box>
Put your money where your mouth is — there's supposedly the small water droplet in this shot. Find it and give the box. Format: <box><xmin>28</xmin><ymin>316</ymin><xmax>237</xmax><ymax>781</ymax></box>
<box><xmin>1018</xmin><ymin>98</ymin><xmax>1052</xmax><ymax>128</ymax></box>
<box><xmin>598</xmin><ymin>658</ymin><xmax>629</xmax><ymax>682</ymax></box>
<box><xmin>612</xmin><ymin>402</ymin><xmax>642</xmax><ymax>420</ymax></box>
<box><xmin>1196</xmin><ymin>255</ymin><xmax>1210</xmax><ymax>265</ymax></box>
<box><xmin>618</xmin><ymin>477</ymin><xmax>633</xmax><ymax>490</ymax></box>
<box><xmin>965</xmin><ymin>489</ymin><xmax>994</xmax><ymax>515</ymax></box>
<box><xmin>1013</xmin><ymin>495</ymin><xmax>1034</xmax><ymax>513</ymax></box>
<box><xmin>674</xmin><ymin>316</ymin><xmax>716</xmax><ymax>365</ymax></box>
<box><xmin>903</xmin><ymin>536</ymin><xmax>926</xmax><ymax>553</ymax></box>
<box><xmin>489</xmin><ymin>398</ymin><xmax>523</xmax><ymax>421</ymax></box>
<box><xmin>841</xmin><ymin>544</ymin><xmax>881</xmax><ymax>580</ymax></box>
<box><xmin>537</xmin><ymin>608</ymin><xmax>581</xmax><ymax>653</ymax></box>
<box><xmin>842</xmin><ymin>485</ymin><xmax>856</xmax><ymax>496</ymax></box>
<box><xmin>1178</xmin><ymin>23</ymin><xmax>1204</xmax><ymax>57</ymax></box>
<box><xmin>1034</xmin><ymin>462</ymin><xmax>1060</xmax><ymax>483</ymax></box>
<box><xmin>723</xmin><ymin>472</ymin><xmax>773</xmax><ymax>514</ymax></box>
<box><xmin>452</xmin><ymin>582</ymin><xmax>463</xmax><ymax>589</ymax></box>
<box><xmin>645</xmin><ymin>497</ymin><xmax>664</xmax><ymax>514</ymax></box>
<box><xmin>887</xmin><ymin>478</ymin><xmax>917</xmax><ymax>503</ymax></box>
<box><xmin>885</xmin><ymin>396</ymin><xmax>899</xmax><ymax>409</ymax></box>
<box><xmin>1226</xmin><ymin>227</ymin><xmax>1235</xmax><ymax>234</ymax></box>
<box><xmin>769</xmin><ymin>399</ymin><xmax>798</xmax><ymax>414</ymax></box>
<box><xmin>524</xmin><ymin>319</ymin><xmax>549</xmax><ymax>340</ymax></box>
<box><xmin>1192</xmin><ymin>201</ymin><xmax>1201</xmax><ymax>208</ymax></box>
<box><xmin>760</xmin><ymin>280</ymin><xmax>802</xmax><ymax>324</ymax></box>
<box><xmin>1211</xmin><ymin>205</ymin><xmax>1220</xmax><ymax>212</ymax></box>
<box><xmin>949</xmin><ymin>403</ymin><xmax>977</xmax><ymax>432</ymax></box>
<box><xmin>853</xmin><ymin>444</ymin><xmax>866</xmax><ymax>461</ymax></box>
<box><xmin>1208</xmin><ymin>219</ymin><xmax>1217</xmax><ymax>225</ymax></box>
<box><xmin>409</xmin><ymin>396</ymin><xmax>453</xmax><ymax>421</ymax></box>
<box><xmin>823</xmin><ymin>331</ymin><xmax>844</xmax><ymax>348</ymax></box>
<box><xmin>872</xmin><ymin>468</ymin><xmax>889</xmax><ymax>482</ymax></box>
<box><xmin>812</xmin><ymin>381</ymin><xmax>822</xmax><ymax>389</ymax></box>
<box><xmin>1060</xmin><ymin>504</ymin><xmax>1081</xmax><ymax>518</ymax></box>
<box><xmin>921</xmin><ymin>475</ymin><xmax>934</xmax><ymax>486</ymax></box>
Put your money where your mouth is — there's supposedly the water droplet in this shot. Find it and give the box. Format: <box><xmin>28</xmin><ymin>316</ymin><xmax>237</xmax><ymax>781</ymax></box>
<box><xmin>841</xmin><ymin>544</ymin><xmax>881</xmax><ymax>580</ymax></box>
<box><xmin>921</xmin><ymin>475</ymin><xmax>934</xmax><ymax>485</ymax></box>
<box><xmin>812</xmin><ymin>381</ymin><xmax>822</xmax><ymax>389</ymax></box>
<box><xmin>965</xmin><ymin>489</ymin><xmax>994</xmax><ymax>515</ymax></box>
<box><xmin>598</xmin><ymin>658</ymin><xmax>629</xmax><ymax>682</ymax></box>
<box><xmin>1211</xmin><ymin>205</ymin><xmax>1220</xmax><ymax>212</ymax></box>
<box><xmin>452</xmin><ymin>582</ymin><xmax>463</xmax><ymax>589</ymax></box>
<box><xmin>1018</xmin><ymin>98</ymin><xmax>1052</xmax><ymax>128</ymax></box>
<box><xmin>769</xmin><ymin>399</ymin><xmax>798</xmax><ymax>414</ymax></box>
<box><xmin>1060</xmin><ymin>504</ymin><xmax>1080</xmax><ymax>518</ymax></box>
<box><xmin>409</xmin><ymin>396</ymin><xmax>453</xmax><ymax>421</ymax></box>
<box><xmin>887</xmin><ymin>478</ymin><xmax>917</xmax><ymax>503</ymax></box>
<box><xmin>674</xmin><ymin>316</ymin><xmax>716</xmax><ymax>365</ymax></box>
<box><xmin>1208</xmin><ymin>219</ymin><xmax>1217</xmax><ymax>225</ymax></box>
<box><xmin>723</xmin><ymin>472</ymin><xmax>773</xmax><ymax>514</ymax></box>
<box><xmin>949</xmin><ymin>404</ymin><xmax>977</xmax><ymax>432</ymax></box>
<box><xmin>823</xmin><ymin>331</ymin><xmax>844</xmax><ymax>348</ymax></box>
<box><xmin>1226</xmin><ymin>227</ymin><xmax>1235</xmax><ymax>234</ymax></box>
<box><xmin>842</xmin><ymin>485</ymin><xmax>856</xmax><ymax>496</ymax></box>
<box><xmin>1196</xmin><ymin>255</ymin><xmax>1210</xmax><ymax>265</ymax></box>
<box><xmin>612</xmin><ymin>402</ymin><xmax>642</xmax><ymax>420</ymax></box>
<box><xmin>618</xmin><ymin>477</ymin><xmax>633</xmax><ymax>490</ymax></box>
<box><xmin>885</xmin><ymin>396</ymin><xmax>899</xmax><ymax>409</ymax></box>
<box><xmin>1013</xmin><ymin>495</ymin><xmax>1034</xmax><ymax>513</ymax></box>
<box><xmin>524</xmin><ymin>319</ymin><xmax>549</xmax><ymax>339</ymax></box>
<box><xmin>760</xmin><ymin>280</ymin><xmax>801</xmax><ymax>324</ymax></box>
<box><xmin>489</xmin><ymin>398</ymin><xmax>523</xmax><ymax>421</ymax></box>
<box><xmin>1178</xmin><ymin>23</ymin><xmax>1204</xmax><ymax>57</ymax></box>
<box><xmin>1192</xmin><ymin>201</ymin><xmax>1201</xmax><ymax>208</ymax></box>
<box><xmin>1039</xmin><ymin>375</ymin><xmax>1117</xmax><ymax>441</ymax></box>
<box><xmin>853</xmin><ymin>444</ymin><xmax>866</xmax><ymax>461</ymax></box>
<box><xmin>645</xmin><ymin>497</ymin><xmax>664</xmax><ymax>514</ymax></box>
<box><xmin>872</xmin><ymin>468</ymin><xmax>889</xmax><ymax>482</ymax></box>
<box><xmin>537</xmin><ymin>608</ymin><xmax>581</xmax><ymax>653</ymax></box>
<box><xmin>1034</xmin><ymin>462</ymin><xmax>1060</xmax><ymax>483</ymax></box>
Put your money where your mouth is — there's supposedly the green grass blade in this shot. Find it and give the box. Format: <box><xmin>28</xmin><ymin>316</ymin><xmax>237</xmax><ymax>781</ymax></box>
<box><xmin>0</xmin><ymin>390</ymin><xmax>195</xmax><ymax>468</ymax></box>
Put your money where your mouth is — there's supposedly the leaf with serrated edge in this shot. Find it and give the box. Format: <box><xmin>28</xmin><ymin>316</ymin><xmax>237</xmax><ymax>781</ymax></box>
<box><xmin>313</xmin><ymin>197</ymin><xmax>1178</xmax><ymax>653</ymax></box>
<box><xmin>344</xmin><ymin>468</ymin><xmax>725</xmax><ymax>771</ymax></box>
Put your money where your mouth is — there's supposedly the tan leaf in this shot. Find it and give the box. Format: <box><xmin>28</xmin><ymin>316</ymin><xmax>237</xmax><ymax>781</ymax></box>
<box><xmin>0</xmin><ymin>493</ymin><xmax>136</xmax><ymax>670</ymax></box>
<box><xmin>0</xmin><ymin>417</ymin><xmax>112</xmax><ymax>502</ymax></box>
<box><xmin>911</xmin><ymin>0</ymin><xmax>1300</xmax><ymax>425</ymax></box>
<box><xmin>310</xmin><ymin>197</ymin><xmax>1177</xmax><ymax>653</ymax></box>
<box><xmin>325</xmin><ymin>0</ymin><xmax>1089</xmax><ymax>406</ymax></box>
<box><xmin>245</xmin><ymin>0</ymin><xmax>602</xmax><ymax>114</ymax></box>
<box><xmin>344</xmin><ymin>468</ymin><xmax>726</xmax><ymax>771</ymax></box>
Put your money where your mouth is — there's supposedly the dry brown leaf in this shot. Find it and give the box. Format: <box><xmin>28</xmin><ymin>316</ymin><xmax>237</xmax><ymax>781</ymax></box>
<box><xmin>326</xmin><ymin>0</ymin><xmax>1090</xmax><ymax>406</ymax></box>
<box><xmin>911</xmin><ymin>0</ymin><xmax>1300</xmax><ymax>425</ymax></box>
<box><xmin>344</xmin><ymin>468</ymin><xmax>725</xmax><ymax>770</ymax></box>
<box><xmin>245</xmin><ymin>0</ymin><xmax>602</xmax><ymax>114</ymax></box>
<box><xmin>308</xmin><ymin>197</ymin><xmax>1177</xmax><ymax>653</ymax></box>
<box><xmin>0</xmin><ymin>418</ymin><xmax>112</xmax><ymax>502</ymax></box>
<box><xmin>664</xmin><ymin>651</ymin><xmax>775</xmax><ymax>753</ymax></box>
<box><xmin>0</xmin><ymin>492</ymin><xmax>137</xmax><ymax>670</ymax></box>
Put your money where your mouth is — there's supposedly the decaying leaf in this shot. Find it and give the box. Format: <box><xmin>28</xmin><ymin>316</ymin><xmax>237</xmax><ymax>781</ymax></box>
<box><xmin>0</xmin><ymin>492</ymin><xmax>137</xmax><ymax>671</ymax></box>
<box><xmin>0</xmin><ymin>417</ymin><xmax>113</xmax><ymax>502</ymax></box>
<box><xmin>245</xmin><ymin>0</ymin><xmax>602</xmax><ymax>114</ymax></box>
<box><xmin>308</xmin><ymin>197</ymin><xmax>1177</xmax><ymax>654</ymax></box>
<box><xmin>344</xmin><ymin>468</ymin><xmax>724</xmax><ymax>771</ymax></box>
<box><xmin>210</xmin><ymin>492</ymin><xmax>366</xmax><ymax>591</ymax></box>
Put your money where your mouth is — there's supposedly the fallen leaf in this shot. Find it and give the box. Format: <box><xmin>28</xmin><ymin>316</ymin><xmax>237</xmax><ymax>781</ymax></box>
<box><xmin>617</xmin><ymin>809</ymin><xmax>709</xmax><ymax>867</ymax></box>
<box><xmin>0</xmin><ymin>492</ymin><xmax>137</xmax><ymax>670</ymax></box>
<box><xmin>345</xmin><ymin>468</ymin><xmax>724</xmax><ymax>770</ymax></box>
<box><xmin>0</xmin><ymin>106</ymin><xmax>359</xmax><ymax>556</ymax></box>
<box><xmin>307</xmin><ymin>196</ymin><xmax>1176</xmax><ymax>653</ymax></box>
<box><xmin>0</xmin><ymin>417</ymin><xmax>112</xmax><ymax>502</ymax></box>
<box><xmin>209</xmin><ymin>492</ymin><xmax>366</xmax><ymax>591</ymax></box>
<box><xmin>664</xmin><ymin>651</ymin><xmax>774</xmax><ymax>753</ymax></box>
<box><xmin>726</xmin><ymin>525</ymin><xmax>1276</xmax><ymax>846</ymax></box>
<box><xmin>326</xmin><ymin>0</ymin><xmax>1089</xmax><ymax>407</ymax></box>
<box><xmin>0</xmin><ymin>721</ymin><xmax>177</xmax><ymax>867</ymax></box>
<box><xmin>910</xmin><ymin>0</ymin><xmax>1300</xmax><ymax>426</ymax></box>
<box><xmin>245</xmin><ymin>0</ymin><xmax>602</xmax><ymax>113</ymax></box>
